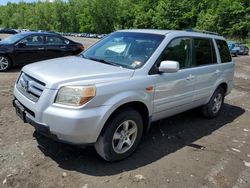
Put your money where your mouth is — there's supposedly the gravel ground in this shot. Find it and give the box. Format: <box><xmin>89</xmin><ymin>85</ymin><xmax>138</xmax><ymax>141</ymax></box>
<box><xmin>0</xmin><ymin>34</ymin><xmax>250</xmax><ymax>188</ymax></box>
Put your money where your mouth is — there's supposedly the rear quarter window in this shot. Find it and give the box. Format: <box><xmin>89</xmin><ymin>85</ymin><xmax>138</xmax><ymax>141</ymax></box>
<box><xmin>216</xmin><ymin>40</ymin><xmax>232</xmax><ymax>63</ymax></box>
<box><xmin>193</xmin><ymin>38</ymin><xmax>217</xmax><ymax>66</ymax></box>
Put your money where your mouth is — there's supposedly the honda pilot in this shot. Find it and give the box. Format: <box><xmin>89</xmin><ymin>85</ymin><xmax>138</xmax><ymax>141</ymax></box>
<box><xmin>13</xmin><ymin>29</ymin><xmax>234</xmax><ymax>161</ymax></box>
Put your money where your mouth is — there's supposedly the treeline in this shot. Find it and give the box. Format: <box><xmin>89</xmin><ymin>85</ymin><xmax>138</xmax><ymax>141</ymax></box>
<box><xmin>0</xmin><ymin>0</ymin><xmax>249</xmax><ymax>38</ymax></box>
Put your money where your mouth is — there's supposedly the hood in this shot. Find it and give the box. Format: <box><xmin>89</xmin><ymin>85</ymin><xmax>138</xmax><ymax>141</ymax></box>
<box><xmin>0</xmin><ymin>41</ymin><xmax>10</xmax><ymax>45</ymax></box>
<box><xmin>0</xmin><ymin>40</ymin><xmax>11</xmax><ymax>47</ymax></box>
<box><xmin>22</xmin><ymin>56</ymin><xmax>134</xmax><ymax>89</ymax></box>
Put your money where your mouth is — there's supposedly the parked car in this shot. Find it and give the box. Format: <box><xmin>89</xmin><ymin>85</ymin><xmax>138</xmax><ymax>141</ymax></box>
<box><xmin>238</xmin><ymin>44</ymin><xmax>249</xmax><ymax>55</ymax></box>
<box><xmin>0</xmin><ymin>28</ymin><xmax>18</xmax><ymax>34</ymax></box>
<box><xmin>13</xmin><ymin>29</ymin><xmax>234</xmax><ymax>161</ymax></box>
<box><xmin>87</xmin><ymin>33</ymin><xmax>97</xmax><ymax>38</ymax></box>
<box><xmin>227</xmin><ymin>41</ymin><xmax>240</xmax><ymax>56</ymax></box>
<box><xmin>80</xmin><ymin>33</ymin><xmax>87</xmax><ymax>37</ymax></box>
<box><xmin>97</xmin><ymin>34</ymin><xmax>107</xmax><ymax>39</ymax></box>
<box><xmin>0</xmin><ymin>32</ymin><xmax>84</xmax><ymax>71</ymax></box>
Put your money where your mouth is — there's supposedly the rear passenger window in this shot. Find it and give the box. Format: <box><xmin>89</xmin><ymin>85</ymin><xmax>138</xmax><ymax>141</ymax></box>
<box><xmin>216</xmin><ymin>40</ymin><xmax>232</xmax><ymax>63</ymax></box>
<box><xmin>161</xmin><ymin>38</ymin><xmax>191</xmax><ymax>69</ymax></box>
<box><xmin>46</xmin><ymin>36</ymin><xmax>65</xmax><ymax>45</ymax></box>
<box><xmin>194</xmin><ymin>38</ymin><xmax>217</xmax><ymax>66</ymax></box>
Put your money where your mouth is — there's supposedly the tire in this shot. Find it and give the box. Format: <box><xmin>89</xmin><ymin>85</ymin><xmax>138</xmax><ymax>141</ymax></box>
<box><xmin>202</xmin><ymin>87</ymin><xmax>225</xmax><ymax>119</ymax></box>
<box><xmin>0</xmin><ymin>55</ymin><xmax>12</xmax><ymax>72</ymax></box>
<box><xmin>95</xmin><ymin>108</ymin><xmax>143</xmax><ymax>161</ymax></box>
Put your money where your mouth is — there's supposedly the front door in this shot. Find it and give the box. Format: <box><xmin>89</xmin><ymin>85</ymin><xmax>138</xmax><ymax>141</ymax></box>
<box><xmin>152</xmin><ymin>37</ymin><xmax>196</xmax><ymax>121</ymax></box>
<box><xmin>14</xmin><ymin>35</ymin><xmax>46</xmax><ymax>64</ymax></box>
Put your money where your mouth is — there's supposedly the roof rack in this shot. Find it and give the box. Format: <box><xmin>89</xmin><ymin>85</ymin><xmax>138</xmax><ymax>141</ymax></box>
<box><xmin>185</xmin><ymin>29</ymin><xmax>219</xmax><ymax>36</ymax></box>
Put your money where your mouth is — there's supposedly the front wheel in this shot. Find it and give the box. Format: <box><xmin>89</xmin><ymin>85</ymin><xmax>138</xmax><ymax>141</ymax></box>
<box><xmin>202</xmin><ymin>87</ymin><xmax>225</xmax><ymax>118</ymax></box>
<box><xmin>0</xmin><ymin>55</ymin><xmax>12</xmax><ymax>72</ymax></box>
<box><xmin>95</xmin><ymin>108</ymin><xmax>143</xmax><ymax>161</ymax></box>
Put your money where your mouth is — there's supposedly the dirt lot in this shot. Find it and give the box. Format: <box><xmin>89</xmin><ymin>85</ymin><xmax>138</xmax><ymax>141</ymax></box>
<box><xmin>0</xmin><ymin>34</ymin><xmax>250</xmax><ymax>188</ymax></box>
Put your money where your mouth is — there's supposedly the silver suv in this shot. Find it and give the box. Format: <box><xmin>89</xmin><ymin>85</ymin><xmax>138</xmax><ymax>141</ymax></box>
<box><xmin>13</xmin><ymin>30</ymin><xmax>234</xmax><ymax>161</ymax></box>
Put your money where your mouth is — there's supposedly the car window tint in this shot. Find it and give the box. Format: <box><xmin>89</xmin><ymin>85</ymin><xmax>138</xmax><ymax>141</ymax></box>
<box><xmin>194</xmin><ymin>38</ymin><xmax>217</xmax><ymax>66</ymax></box>
<box><xmin>161</xmin><ymin>38</ymin><xmax>192</xmax><ymax>69</ymax></box>
<box><xmin>22</xmin><ymin>35</ymin><xmax>43</xmax><ymax>46</ymax></box>
<box><xmin>216</xmin><ymin>40</ymin><xmax>232</xmax><ymax>63</ymax></box>
<box><xmin>46</xmin><ymin>36</ymin><xmax>65</xmax><ymax>45</ymax></box>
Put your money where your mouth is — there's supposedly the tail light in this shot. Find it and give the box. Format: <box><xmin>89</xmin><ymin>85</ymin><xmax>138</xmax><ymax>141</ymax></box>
<box><xmin>79</xmin><ymin>44</ymin><xmax>85</xmax><ymax>52</ymax></box>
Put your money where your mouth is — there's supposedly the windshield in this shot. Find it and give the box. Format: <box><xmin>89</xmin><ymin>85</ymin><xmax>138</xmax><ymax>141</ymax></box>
<box><xmin>1</xmin><ymin>33</ymin><xmax>26</xmax><ymax>44</ymax></box>
<box><xmin>81</xmin><ymin>32</ymin><xmax>165</xmax><ymax>69</ymax></box>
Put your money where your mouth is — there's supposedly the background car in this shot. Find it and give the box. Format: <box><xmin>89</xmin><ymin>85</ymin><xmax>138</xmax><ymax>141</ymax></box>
<box><xmin>0</xmin><ymin>32</ymin><xmax>84</xmax><ymax>71</ymax></box>
<box><xmin>0</xmin><ymin>28</ymin><xmax>18</xmax><ymax>34</ymax></box>
<box><xmin>227</xmin><ymin>41</ymin><xmax>240</xmax><ymax>56</ymax></box>
<box><xmin>238</xmin><ymin>44</ymin><xmax>249</xmax><ymax>55</ymax></box>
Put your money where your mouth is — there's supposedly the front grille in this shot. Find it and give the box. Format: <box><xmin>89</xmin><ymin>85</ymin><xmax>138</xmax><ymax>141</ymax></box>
<box><xmin>17</xmin><ymin>72</ymin><xmax>45</xmax><ymax>102</ymax></box>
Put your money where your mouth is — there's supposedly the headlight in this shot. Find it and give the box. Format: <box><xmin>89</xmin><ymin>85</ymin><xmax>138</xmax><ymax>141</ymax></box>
<box><xmin>55</xmin><ymin>85</ymin><xmax>96</xmax><ymax>106</ymax></box>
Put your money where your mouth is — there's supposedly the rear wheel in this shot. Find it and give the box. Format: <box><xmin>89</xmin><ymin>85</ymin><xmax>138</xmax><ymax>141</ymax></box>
<box><xmin>95</xmin><ymin>108</ymin><xmax>143</xmax><ymax>161</ymax></box>
<box><xmin>202</xmin><ymin>87</ymin><xmax>225</xmax><ymax>118</ymax></box>
<box><xmin>0</xmin><ymin>55</ymin><xmax>12</xmax><ymax>72</ymax></box>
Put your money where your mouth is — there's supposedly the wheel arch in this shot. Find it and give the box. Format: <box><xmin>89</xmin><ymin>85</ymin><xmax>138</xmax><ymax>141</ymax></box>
<box><xmin>205</xmin><ymin>82</ymin><xmax>228</xmax><ymax>105</ymax></box>
<box><xmin>218</xmin><ymin>82</ymin><xmax>228</xmax><ymax>94</ymax></box>
<box><xmin>100</xmin><ymin>101</ymin><xmax>150</xmax><ymax>137</ymax></box>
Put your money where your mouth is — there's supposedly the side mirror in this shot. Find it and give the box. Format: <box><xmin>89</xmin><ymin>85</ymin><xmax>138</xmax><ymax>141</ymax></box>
<box><xmin>18</xmin><ymin>42</ymin><xmax>26</xmax><ymax>48</ymax></box>
<box><xmin>158</xmin><ymin>60</ymin><xmax>179</xmax><ymax>73</ymax></box>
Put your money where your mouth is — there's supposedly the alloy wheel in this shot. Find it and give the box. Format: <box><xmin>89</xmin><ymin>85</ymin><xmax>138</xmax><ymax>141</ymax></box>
<box><xmin>112</xmin><ymin>120</ymin><xmax>138</xmax><ymax>154</ymax></box>
<box><xmin>212</xmin><ymin>93</ymin><xmax>222</xmax><ymax>114</ymax></box>
<box><xmin>0</xmin><ymin>56</ymin><xmax>9</xmax><ymax>71</ymax></box>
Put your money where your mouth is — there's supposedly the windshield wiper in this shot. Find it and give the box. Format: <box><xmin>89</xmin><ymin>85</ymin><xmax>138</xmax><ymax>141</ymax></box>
<box><xmin>87</xmin><ymin>56</ymin><xmax>121</xmax><ymax>67</ymax></box>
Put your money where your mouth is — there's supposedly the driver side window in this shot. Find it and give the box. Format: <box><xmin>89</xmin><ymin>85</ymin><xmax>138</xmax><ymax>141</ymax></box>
<box><xmin>161</xmin><ymin>38</ymin><xmax>192</xmax><ymax>69</ymax></box>
<box><xmin>21</xmin><ymin>35</ymin><xmax>44</xmax><ymax>46</ymax></box>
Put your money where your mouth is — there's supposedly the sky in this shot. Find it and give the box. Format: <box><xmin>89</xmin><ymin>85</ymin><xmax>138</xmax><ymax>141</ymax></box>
<box><xmin>0</xmin><ymin>0</ymin><xmax>55</xmax><ymax>5</ymax></box>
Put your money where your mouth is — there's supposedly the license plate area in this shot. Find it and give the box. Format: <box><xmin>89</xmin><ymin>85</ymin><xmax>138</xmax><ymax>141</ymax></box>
<box><xmin>15</xmin><ymin>101</ymin><xmax>27</xmax><ymax>122</ymax></box>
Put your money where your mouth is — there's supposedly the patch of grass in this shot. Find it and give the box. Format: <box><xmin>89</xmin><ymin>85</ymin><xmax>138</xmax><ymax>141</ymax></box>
<box><xmin>245</xmin><ymin>39</ymin><xmax>250</xmax><ymax>48</ymax></box>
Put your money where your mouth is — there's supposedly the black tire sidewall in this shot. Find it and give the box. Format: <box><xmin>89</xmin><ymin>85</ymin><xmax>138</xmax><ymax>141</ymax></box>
<box><xmin>101</xmin><ymin>108</ymin><xmax>143</xmax><ymax>161</ymax></box>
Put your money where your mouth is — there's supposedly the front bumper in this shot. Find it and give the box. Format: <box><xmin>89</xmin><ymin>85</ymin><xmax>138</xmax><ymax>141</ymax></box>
<box><xmin>13</xmin><ymin>99</ymin><xmax>59</xmax><ymax>141</ymax></box>
<box><xmin>13</xmin><ymin>88</ymin><xmax>112</xmax><ymax>144</ymax></box>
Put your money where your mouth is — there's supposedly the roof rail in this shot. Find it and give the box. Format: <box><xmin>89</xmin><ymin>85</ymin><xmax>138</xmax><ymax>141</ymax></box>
<box><xmin>185</xmin><ymin>29</ymin><xmax>219</xmax><ymax>35</ymax></box>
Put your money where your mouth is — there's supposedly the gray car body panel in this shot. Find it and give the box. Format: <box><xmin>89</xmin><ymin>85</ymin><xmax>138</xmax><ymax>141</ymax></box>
<box><xmin>13</xmin><ymin>29</ymin><xmax>234</xmax><ymax>144</ymax></box>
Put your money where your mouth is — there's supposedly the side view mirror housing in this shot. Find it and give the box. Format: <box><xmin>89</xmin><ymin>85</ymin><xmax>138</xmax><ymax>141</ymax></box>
<box><xmin>18</xmin><ymin>42</ymin><xmax>26</xmax><ymax>48</ymax></box>
<box><xmin>158</xmin><ymin>60</ymin><xmax>179</xmax><ymax>73</ymax></box>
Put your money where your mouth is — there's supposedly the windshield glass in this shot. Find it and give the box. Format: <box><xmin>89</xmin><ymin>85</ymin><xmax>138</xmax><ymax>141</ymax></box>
<box><xmin>81</xmin><ymin>32</ymin><xmax>165</xmax><ymax>69</ymax></box>
<box><xmin>1</xmin><ymin>33</ymin><xmax>26</xmax><ymax>44</ymax></box>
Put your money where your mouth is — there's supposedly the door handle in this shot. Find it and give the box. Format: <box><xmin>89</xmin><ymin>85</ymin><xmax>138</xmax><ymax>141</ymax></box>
<box><xmin>186</xmin><ymin>74</ymin><xmax>195</xmax><ymax>80</ymax></box>
<box><xmin>38</xmin><ymin>47</ymin><xmax>44</xmax><ymax>50</ymax></box>
<box><xmin>214</xmin><ymin>70</ymin><xmax>221</xmax><ymax>75</ymax></box>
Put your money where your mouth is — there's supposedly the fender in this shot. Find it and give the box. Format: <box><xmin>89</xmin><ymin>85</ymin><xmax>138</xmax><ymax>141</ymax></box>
<box><xmin>93</xmin><ymin>90</ymin><xmax>153</xmax><ymax>141</ymax></box>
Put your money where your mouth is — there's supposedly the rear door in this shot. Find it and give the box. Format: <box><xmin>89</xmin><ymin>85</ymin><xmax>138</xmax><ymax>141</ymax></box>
<box><xmin>190</xmin><ymin>38</ymin><xmax>220</xmax><ymax>105</ymax></box>
<box><xmin>45</xmin><ymin>35</ymin><xmax>70</xmax><ymax>59</ymax></box>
